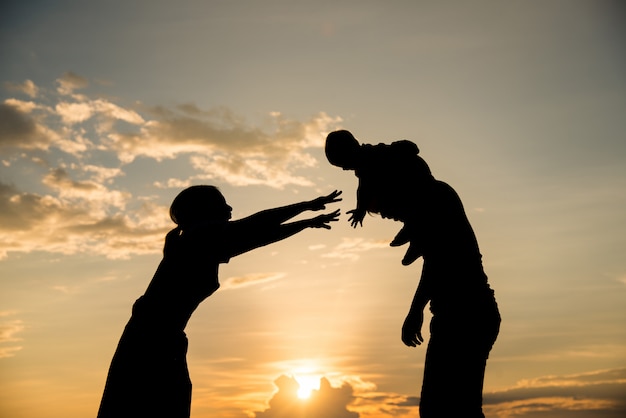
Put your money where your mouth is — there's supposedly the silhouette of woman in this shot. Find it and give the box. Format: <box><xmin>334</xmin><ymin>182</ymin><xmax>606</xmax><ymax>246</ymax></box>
<box><xmin>326</xmin><ymin>130</ymin><xmax>500</xmax><ymax>418</ymax></box>
<box><xmin>97</xmin><ymin>186</ymin><xmax>341</xmax><ymax>418</ymax></box>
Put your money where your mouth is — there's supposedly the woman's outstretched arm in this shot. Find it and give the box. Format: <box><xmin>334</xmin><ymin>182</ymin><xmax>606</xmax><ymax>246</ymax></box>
<box><xmin>227</xmin><ymin>208</ymin><xmax>341</xmax><ymax>258</ymax></box>
<box><xmin>222</xmin><ymin>191</ymin><xmax>342</xmax><ymax>258</ymax></box>
<box><xmin>236</xmin><ymin>190</ymin><xmax>342</xmax><ymax>227</ymax></box>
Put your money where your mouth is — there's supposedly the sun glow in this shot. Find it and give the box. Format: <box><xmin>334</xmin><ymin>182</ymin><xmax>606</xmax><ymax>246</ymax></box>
<box><xmin>294</xmin><ymin>374</ymin><xmax>321</xmax><ymax>399</ymax></box>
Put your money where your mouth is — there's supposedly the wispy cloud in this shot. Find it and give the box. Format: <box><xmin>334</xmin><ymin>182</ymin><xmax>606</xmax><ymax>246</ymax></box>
<box><xmin>322</xmin><ymin>238</ymin><xmax>390</xmax><ymax>262</ymax></box>
<box><xmin>220</xmin><ymin>272</ymin><xmax>287</xmax><ymax>291</ymax></box>
<box><xmin>3</xmin><ymin>79</ymin><xmax>39</xmax><ymax>98</ymax></box>
<box><xmin>0</xmin><ymin>312</ymin><xmax>24</xmax><ymax>359</ymax></box>
<box><xmin>483</xmin><ymin>368</ymin><xmax>626</xmax><ymax>418</ymax></box>
<box><xmin>56</xmin><ymin>71</ymin><xmax>89</xmax><ymax>96</ymax></box>
<box><xmin>189</xmin><ymin>153</ymin><xmax>317</xmax><ymax>188</ymax></box>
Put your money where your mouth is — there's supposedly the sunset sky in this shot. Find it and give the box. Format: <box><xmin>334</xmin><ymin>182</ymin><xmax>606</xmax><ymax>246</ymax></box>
<box><xmin>1</xmin><ymin>1</ymin><xmax>625</xmax><ymax>417</ymax></box>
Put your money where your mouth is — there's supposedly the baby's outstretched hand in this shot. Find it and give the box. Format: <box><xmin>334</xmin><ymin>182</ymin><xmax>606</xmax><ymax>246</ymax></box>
<box><xmin>309</xmin><ymin>209</ymin><xmax>341</xmax><ymax>229</ymax></box>
<box><xmin>347</xmin><ymin>208</ymin><xmax>366</xmax><ymax>228</ymax></box>
<box><xmin>309</xmin><ymin>190</ymin><xmax>342</xmax><ymax>211</ymax></box>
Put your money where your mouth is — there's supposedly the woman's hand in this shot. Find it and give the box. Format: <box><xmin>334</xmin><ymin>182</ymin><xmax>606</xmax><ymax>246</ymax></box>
<box><xmin>401</xmin><ymin>310</ymin><xmax>424</xmax><ymax>347</ymax></box>
<box><xmin>309</xmin><ymin>190</ymin><xmax>342</xmax><ymax>211</ymax></box>
<box><xmin>309</xmin><ymin>209</ymin><xmax>341</xmax><ymax>229</ymax></box>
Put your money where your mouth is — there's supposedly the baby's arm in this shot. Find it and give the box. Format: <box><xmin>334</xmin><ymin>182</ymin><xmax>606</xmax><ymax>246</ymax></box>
<box><xmin>346</xmin><ymin>208</ymin><xmax>366</xmax><ymax>228</ymax></box>
<box><xmin>347</xmin><ymin>178</ymin><xmax>367</xmax><ymax>228</ymax></box>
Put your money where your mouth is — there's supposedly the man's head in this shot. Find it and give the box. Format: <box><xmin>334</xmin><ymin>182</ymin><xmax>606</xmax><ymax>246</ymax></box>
<box><xmin>325</xmin><ymin>130</ymin><xmax>360</xmax><ymax>170</ymax></box>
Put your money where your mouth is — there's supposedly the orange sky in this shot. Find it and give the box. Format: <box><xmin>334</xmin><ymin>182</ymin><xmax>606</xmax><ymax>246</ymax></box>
<box><xmin>1</xmin><ymin>1</ymin><xmax>625</xmax><ymax>417</ymax></box>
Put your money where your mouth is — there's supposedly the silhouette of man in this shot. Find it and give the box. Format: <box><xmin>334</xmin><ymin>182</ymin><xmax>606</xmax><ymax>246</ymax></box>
<box><xmin>97</xmin><ymin>186</ymin><xmax>341</xmax><ymax>418</ymax></box>
<box><xmin>326</xmin><ymin>130</ymin><xmax>500</xmax><ymax>418</ymax></box>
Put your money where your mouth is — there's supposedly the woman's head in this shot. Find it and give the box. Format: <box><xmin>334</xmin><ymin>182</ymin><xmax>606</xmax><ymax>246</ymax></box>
<box><xmin>325</xmin><ymin>130</ymin><xmax>360</xmax><ymax>169</ymax></box>
<box><xmin>170</xmin><ymin>185</ymin><xmax>232</xmax><ymax>227</ymax></box>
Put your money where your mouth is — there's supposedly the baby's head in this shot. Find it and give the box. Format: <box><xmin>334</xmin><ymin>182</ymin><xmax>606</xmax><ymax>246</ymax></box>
<box><xmin>170</xmin><ymin>185</ymin><xmax>232</xmax><ymax>227</ymax></box>
<box><xmin>325</xmin><ymin>130</ymin><xmax>360</xmax><ymax>170</ymax></box>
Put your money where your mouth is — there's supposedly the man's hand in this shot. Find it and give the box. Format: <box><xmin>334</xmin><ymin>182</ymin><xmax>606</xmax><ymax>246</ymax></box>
<box><xmin>401</xmin><ymin>310</ymin><xmax>424</xmax><ymax>347</ymax></box>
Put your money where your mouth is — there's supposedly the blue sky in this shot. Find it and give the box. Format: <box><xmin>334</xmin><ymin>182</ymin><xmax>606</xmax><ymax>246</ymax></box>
<box><xmin>1</xmin><ymin>1</ymin><xmax>625</xmax><ymax>417</ymax></box>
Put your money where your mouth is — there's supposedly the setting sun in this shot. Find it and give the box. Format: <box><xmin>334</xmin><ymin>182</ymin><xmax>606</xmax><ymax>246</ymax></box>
<box><xmin>294</xmin><ymin>374</ymin><xmax>321</xmax><ymax>399</ymax></box>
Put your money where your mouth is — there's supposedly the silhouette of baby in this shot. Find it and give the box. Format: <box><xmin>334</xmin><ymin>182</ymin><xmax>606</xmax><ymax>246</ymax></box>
<box><xmin>97</xmin><ymin>186</ymin><xmax>341</xmax><ymax>418</ymax></box>
<box><xmin>325</xmin><ymin>129</ymin><xmax>431</xmax><ymax>265</ymax></box>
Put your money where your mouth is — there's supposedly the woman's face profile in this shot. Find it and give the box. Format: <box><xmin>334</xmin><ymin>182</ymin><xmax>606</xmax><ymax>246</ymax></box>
<box><xmin>211</xmin><ymin>195</ymin><xmax>232</xmax><ymax>222</ymax></box>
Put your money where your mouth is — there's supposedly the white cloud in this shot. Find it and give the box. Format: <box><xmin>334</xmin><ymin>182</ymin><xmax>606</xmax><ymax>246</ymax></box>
<box><xmin>80</xmin><ymin>164</ymin><xmax>125</xmax><ymax>184</ymax></box>
<box><xmin>3</xmin><ymin>98</ymin><xmax>42</xmax><ymax>113</ymax></box>
<box><xmin>153</xmin><ymin>178</ymin><xmax>193</xmax><ymax>189</ymax></box>
<box><xmin>91</xmin><ymin>99</ymin><xmax>145</xmax><ymax>125</ymax></box>
<box><xmin>53</xmin><ymin>92</ymin><xmax>144</xmax><ymax>130</ymax></box>
<box><xmin>55</xmin><ymin>101</ymin><xmax>94</xmax><ymax>124</ymax></box>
